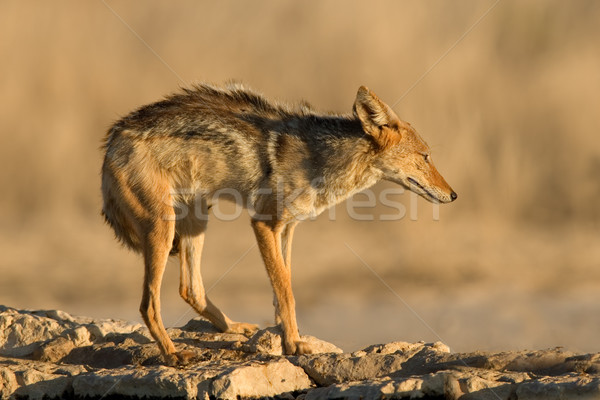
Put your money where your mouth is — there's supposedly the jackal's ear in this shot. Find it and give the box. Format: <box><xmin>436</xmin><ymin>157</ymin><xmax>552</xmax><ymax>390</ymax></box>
<box><xmin>353</xmin><ymin>86</ymin><xmax>401</xmax><ymax>148</ymax></box>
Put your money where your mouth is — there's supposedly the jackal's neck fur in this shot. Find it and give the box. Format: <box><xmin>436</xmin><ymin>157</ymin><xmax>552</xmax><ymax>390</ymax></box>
<box><xmin>283</xmin><ymin>117</ymin><xmax>381</xmax><ymax>212</ymax></box>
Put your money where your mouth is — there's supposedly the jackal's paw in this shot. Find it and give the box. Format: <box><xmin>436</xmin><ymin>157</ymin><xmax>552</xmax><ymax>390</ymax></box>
<box><xmin>284</xmin><ymin>340</ymin><xmax>315</xmax><ymax>355</ymax></box>
<box><xmin>294</xmin><ymin>340</ymin><xmax>316</xmax><ymax>355</ymax></box>
<box><xmin>164</xmin><ymin>350</ymin><xmax>195</xmax><ymax>367</ymax></box>
<box><xmin>226</xmin><ymin>322</ymin><xmax>259</xmax><ymax>337</ymax></box>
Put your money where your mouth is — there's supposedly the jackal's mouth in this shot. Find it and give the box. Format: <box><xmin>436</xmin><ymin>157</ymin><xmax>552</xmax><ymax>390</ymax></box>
<box><xmin>407</xmin><ymin>178</ymin><xmax>439</xmax><ymax>203</ymax></box>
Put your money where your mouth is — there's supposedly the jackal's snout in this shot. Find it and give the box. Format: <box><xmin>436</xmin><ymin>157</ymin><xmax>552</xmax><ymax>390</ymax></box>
<box><xmin>402</xmin><ymin>155</ymin><xmax>457</xmax><ymax>205</ymax></box>
<box><xmin>436</xmin><ymin>171</ymin><xmax>457</xmax><ymax>204</ymax></box>
<box><xmin>408</xmin><ymin>175</ymin><xmax>457</xmax><ymax>204</ymax></box>
<box><xmin>427</xmin><ymin>171</ymin><xmax>457</xmax><ymax>204</ymax></box>
<box><xmin>439</xmin><ymin>188</ymin><xmax>458</xmax><ymax>203</ymax></box>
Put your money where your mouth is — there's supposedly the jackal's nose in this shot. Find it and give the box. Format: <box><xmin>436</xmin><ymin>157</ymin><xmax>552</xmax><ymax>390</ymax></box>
<box><xmin>450</xmin><ymin>191</ymin><xmax>458</xmax><ymax>201</ymax></box>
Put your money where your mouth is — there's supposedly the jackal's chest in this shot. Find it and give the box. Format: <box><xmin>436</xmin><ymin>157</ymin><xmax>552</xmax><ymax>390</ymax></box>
<box><xmin>253</xmin><ymin>174</ymin><xmax>379</xmax><ymax>222</ymax></box>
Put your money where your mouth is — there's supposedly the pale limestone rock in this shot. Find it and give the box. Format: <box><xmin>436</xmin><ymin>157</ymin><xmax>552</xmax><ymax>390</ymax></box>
<box><xmin>72</xmin><ymin>365</ymin><xmax>215</xmax><ymax>399</ymax></box>
<box><xmin>296</xmin><ymin>341</ymin><xmax>446</xmax><ymax>386</ymax></box>
<box><xmin>0</xmin><ymin>306</ymin><xmax>66</xmax><ymax>357</ymax></box>
<box><xmin>306</xmin><ymin>370</ymin><xmax>524</xmax><ymax>400</ymax></box>
<box><xmin>243</xmin><ymin>326</ymin><xmax>343</xmax><ymax>356</ymax></box>
<box><xmin>68</xmin><ymin>326</ymin><xmax>92</xmax><ymax>346</ymax></box>
<box><xmin>211</xmin><ymin>359</ymin><xmax>313</xmax><ymax>400</ymax></box>
<box><xmin>34</xmin><ymin>309</ymin><xmax>75</xmax><ymax>323</ymax></box>
<box><xmin>304</xmin><ymin>373</ymin><xmax>447</xmax><ymax>400</ymax></box>
<box><xmin>83</xmin><ymin>319</ymin><xmax>145</xmax><ymax>342</ymax></box>
<box><xmin>12</xmin><ymin>369</ymin><xmax>72</xmax><ymax>400</ymax></box>
<box><xmin>356</xmin><ymin>340</ymin><xmax>449</xmax><ymax>356</ymax></box>
<box><xmin>32</xmin><ymin>336</ymin><xmax>75</xmax><ymax>362</ymax></box>
<box><xmin>0</xmin><ymin>358</ymin><xmax>87</xmax><ymax>399</ymax></box>
<box><xmin>0</xmin><ymin>366</ymin><xmax>18</xmax><ymax>399</ymax></box>
<box><xmin>515</xmin><ymin>373</ymin><xmax>600</xmax><ymax>400</ymax></box>
<box><xmin>1</xmin><ymin>306</ymin><xmax>600</xmax><ymax>400</ymax></box>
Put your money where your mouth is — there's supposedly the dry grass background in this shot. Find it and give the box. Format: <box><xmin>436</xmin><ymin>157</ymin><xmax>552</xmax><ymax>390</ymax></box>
<box><xmin>1</xmin><ymin>1</ymin><xmax>599</xmax><ymax>353</ymax></box>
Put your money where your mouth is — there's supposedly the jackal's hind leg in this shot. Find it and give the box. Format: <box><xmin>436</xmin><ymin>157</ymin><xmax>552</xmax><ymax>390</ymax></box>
<box><xmin>178</xmin><ymin>228</ymin><xmax>258</xmax><ymax>337</ymax></box>
<box><xmin>140</xmin><ymin>219</ymin><xmax>181</xmax><ymax>366</ymax></box>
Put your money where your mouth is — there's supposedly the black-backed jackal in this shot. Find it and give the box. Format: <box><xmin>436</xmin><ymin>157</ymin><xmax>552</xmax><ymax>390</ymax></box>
<box><xmin>101</xmin><ymin>83</ymin><xmax>456</xmax><ymax>365</ymax></box>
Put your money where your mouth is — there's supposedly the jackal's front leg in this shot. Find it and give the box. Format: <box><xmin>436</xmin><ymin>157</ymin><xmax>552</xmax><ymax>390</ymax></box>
<box><xmin>273</xmin><ymin>222</ymin><xmax>297</xmax><ymax>325</ymax></box>
<box><xmin>252</xmin><ymin>219</ymin><xmax>313</xmax><ymax>355</ymax></box>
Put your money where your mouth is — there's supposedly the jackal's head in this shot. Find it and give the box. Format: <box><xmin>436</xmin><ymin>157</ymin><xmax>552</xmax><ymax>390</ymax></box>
<box><xmin>354</xmin><ymin>86</ymin><xmax>457</xmax><ymax>204</ymax></box>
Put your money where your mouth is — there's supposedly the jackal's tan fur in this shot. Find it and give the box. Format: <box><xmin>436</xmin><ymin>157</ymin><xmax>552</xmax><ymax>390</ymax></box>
<box><xmin>101</xmin><ymin>83</ymin><xmax>456</xmax><ymax>365</ymax></box>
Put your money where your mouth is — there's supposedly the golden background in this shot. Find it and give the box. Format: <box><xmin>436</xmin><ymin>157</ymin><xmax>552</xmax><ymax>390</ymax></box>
<box><xmin>1</xmin><ymin>1</ymin><xmax>599</xmax><ymax>353</ymax></box>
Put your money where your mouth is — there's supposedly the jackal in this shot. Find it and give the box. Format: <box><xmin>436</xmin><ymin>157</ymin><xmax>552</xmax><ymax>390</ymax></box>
<box><xmin>101</xmin><ymin>83</ymin><xmax>456</xmax><ymax>365</ymax></box>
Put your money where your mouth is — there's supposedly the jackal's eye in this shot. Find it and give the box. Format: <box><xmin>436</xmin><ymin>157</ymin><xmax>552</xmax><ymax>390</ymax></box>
<box><xmin>422</xmin><ymin>154</ymin><xmax>430</xmax><ymax>163</ymax></box>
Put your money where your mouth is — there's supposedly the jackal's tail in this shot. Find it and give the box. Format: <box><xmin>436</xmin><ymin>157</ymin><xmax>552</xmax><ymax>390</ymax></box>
<box><xmin>101</xmin><ymin>179</ymin><xmax>142</xmax><ymax>253</ymax></box>
<box><xmin>100</xmin><ymin>169</ymin><xmax>180</xmax><ymax>255</ymax></box>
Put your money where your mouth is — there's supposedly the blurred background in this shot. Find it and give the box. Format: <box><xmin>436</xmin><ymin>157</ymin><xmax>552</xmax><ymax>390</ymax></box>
<box><xmin>1</xmin><ymin>0</ymin><xmax>599</xmax><ymax>353</ymax></box>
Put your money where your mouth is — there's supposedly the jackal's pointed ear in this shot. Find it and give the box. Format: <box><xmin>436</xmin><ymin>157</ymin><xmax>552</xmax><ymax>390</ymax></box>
<box><xmin>353</xmin><ymin>86</ymin><xmax>401</xmax><ymax>148</ymax></box>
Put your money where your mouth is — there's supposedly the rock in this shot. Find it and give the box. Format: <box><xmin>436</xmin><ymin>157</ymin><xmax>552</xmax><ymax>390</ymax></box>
<box><xmin>83</xmin><ymin>318</ymin><xmax>147</xmax><ymax>343</ymax></box>
<box><xmin>32</xmin><ymin>309</ymin><xmax>76</xmax><ymax>323</ymax></box>
<box><xmin>72</xmin><ymin>360</ymin><xmax>312</xmax><ymax>400</ymax></box>
<box><xmin>12</xmin><ymin>369</ymin><xmax>73</xmax><ymax>400</ymax></box>
<box><xmin>180</xmin><ymin>317</ymin><xmax>221</xmax><ymax>334</ymax></box>
<box><xmin>0</xmin><ymin>366</ymin><xmax>18</xmax><ymax>399</ymax></box>
<box><xmin>0</xmin><ymin>306</ymin><xmax>66</xmax><ymax>357</ymax></box>
<box><xmin>305</xmin><ymin>369</ymin><xmax>555</xmax><ymax>400</ymax></box>
<box><xmin>72</xmin><ymin>365</ymin><xmax>215</xmax><ymax>399</ymax></box>
<box><xmin>563</xmin><ymin>353</ymin><xmax>600</xmax><ymax>374</ymax></box>
<box><xmin>1</xmin><ymin>305</ymin><xmax>600</xmax><ymax>400</ymax></box>
<box><xmin>32</xmin><ymin>336</ymin><xmax>75</xmax><ymax>362</ymax></box>
<box><xmin>515</xmin><ymin>373</ymin><xmax>600</xmax><ymax>400</ymax></box>
<box><xmin>356</xmin><ymin>340</ymin><xmax>450</xmax><ymax>356</ymax></box>
<box><xmin>68</xmin><ymin>326</ymin><xmax>92</xmax><ymax>346</ymax></box>
<box><xmin>295</xmin><ymin>341</ymin><xmax>447</xmax><ymax>385</ymax></box>
<box><xmin>30</xmin><ymin>326</ymin><xmax>92</xmax><ymax>363</ymax></box>
<box><xmin>304</xmin><ymin>373</ymin><xmax>448</xmax><ymax>400</ymax></box>
<box><xmin>211</xmin><ymin>359</ymin><xmax>313</xmax><ymax>400</ymax></box>
<box><xmin>0</xmin><ymin>357</ymin><xmax>87</xmax><ymax>399</ymax></box>
<box><xmin>243</xmin><ymin>326</ymin><xmax>343</xmax><ymax>356</ymax></box>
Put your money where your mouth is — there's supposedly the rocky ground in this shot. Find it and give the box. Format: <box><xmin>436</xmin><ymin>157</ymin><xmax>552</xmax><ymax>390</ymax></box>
<box><xmin>0</xmin><ymin>306</ymin><xmax>599</xmax><ymax>399</ymax></box>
